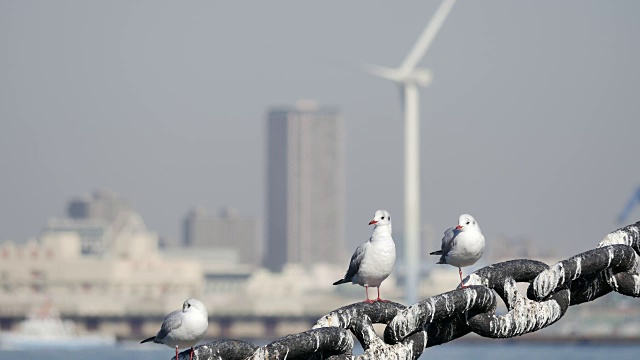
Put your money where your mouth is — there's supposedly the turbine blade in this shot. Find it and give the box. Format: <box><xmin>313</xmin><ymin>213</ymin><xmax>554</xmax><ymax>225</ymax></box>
<box><xmin>399</xmin><ymin>0</ymin><xmax>457</xmax><ymax>74</ymax></box>
<box><xmin>362</xmin><ymin>63</ymin><xmax>401</xmax><ymax>82</ymax></box>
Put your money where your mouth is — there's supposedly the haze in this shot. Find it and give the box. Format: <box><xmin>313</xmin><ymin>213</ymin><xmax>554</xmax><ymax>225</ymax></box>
<box><xmin>1</xmin><ymin>0</ymin><xmax>639</xmax><ymax>257</ymax></box>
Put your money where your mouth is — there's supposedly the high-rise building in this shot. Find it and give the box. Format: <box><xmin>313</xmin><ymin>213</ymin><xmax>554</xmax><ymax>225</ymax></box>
<box><xmin>265</xmin><ymin>101</ymin><xmax>346</xmax><ymax>271</ymax></box>
<box><xmin>182</xmin><ymin>207</ymin><xmax>262</xmax><ymax>267</ymax></box>
<box><xmin>43</xmin><ymin>190</ymin><xmax>153</xmax><ymax>256</ymax></box>
<box><xmin>67</xmin><ymin>190</ymin><xmax>131</xmax><ymax>222</ymax></box>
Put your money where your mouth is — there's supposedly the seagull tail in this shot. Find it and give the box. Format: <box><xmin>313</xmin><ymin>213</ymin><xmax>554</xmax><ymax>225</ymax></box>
<box><xmin>429</xmin><ymin>250</ymin><xmax>442</xmax><ymax>256</ymax></box>
<box><xmin>140</xmin><ymin>336</ymin><xmax>156</xmax><ymax>344</ymax></box>
<box><xmin>333</xmin><ymin>278</ymin><xmax>348</xmax><ymax>285</ymax></box>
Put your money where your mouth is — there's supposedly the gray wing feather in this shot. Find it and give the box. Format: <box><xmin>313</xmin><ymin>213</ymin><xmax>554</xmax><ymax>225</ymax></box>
<box><xmin>343</xmin><ymin>242</ymin><xmax>369</xmax><ymax>281</ymax></box>
<box><xmin>438</xmin><ymin>227</ymin><xmax>459</xmax><ymax>263</ymax></box>
<box><xmin>155</xmin><ymin>310</ymin><xmax>182</xmax><ymax>341</ymax></box>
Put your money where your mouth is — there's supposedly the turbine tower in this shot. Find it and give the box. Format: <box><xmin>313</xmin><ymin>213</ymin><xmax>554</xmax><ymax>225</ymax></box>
<box><xmin>364</xmin><ymin>0</ymin><xmax>457</xmax><ymax>304</ymax></box>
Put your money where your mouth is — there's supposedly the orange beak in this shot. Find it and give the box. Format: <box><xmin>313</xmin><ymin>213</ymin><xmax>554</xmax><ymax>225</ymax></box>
<box><xmin>369</xmin><ymin>220</ymin><xmax>378</xmax><ymax>225</ymax></box>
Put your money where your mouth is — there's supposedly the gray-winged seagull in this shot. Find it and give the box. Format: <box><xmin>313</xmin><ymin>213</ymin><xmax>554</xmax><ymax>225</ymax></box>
<box><xmin>333</xmin><ymin>210</ymin><xmax>396</xmax><ymax>303</ymax></box>
<box><xmin>141</xmin><ymin>298</ymin><xmax>208</xmax><ymax>360</ymax></box>
<box><xmin>430</xmin><ymin>214</ymin><xmax>485</xmax><ymax>288</ymax></box>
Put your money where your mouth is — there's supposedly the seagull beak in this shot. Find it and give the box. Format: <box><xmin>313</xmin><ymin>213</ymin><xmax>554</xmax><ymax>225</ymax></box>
<box><xmin>455</xmin><ymin>225</ymin><xmax>463</xmax><ymax>230</ymax></box>
<box><xmin>369</xmin><ymin>220</ymin><xmax>378</xmax><ymax>225</ymax></box>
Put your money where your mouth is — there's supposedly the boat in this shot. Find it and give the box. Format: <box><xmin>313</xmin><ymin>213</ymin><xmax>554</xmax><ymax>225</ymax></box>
<box><xmin>0</xmin><ymin>302</ymin><xmax>116</xmax><ymax>349</ymax></box>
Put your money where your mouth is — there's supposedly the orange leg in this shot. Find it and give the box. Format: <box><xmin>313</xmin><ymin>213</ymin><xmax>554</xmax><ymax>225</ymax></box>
<box><xmin>459</xmin><ymin>268</ymin><xmax>466</xmax><ymax>288</ymax></box>
<box><xmin>175</xmin><ymin>345</ymin><xmax>179</xmax><ymax>360</ymax></box>
<box><xmin>363</xmin><ymin>286</ymin><xmax>375</xmax><ymax>303</ymax></box>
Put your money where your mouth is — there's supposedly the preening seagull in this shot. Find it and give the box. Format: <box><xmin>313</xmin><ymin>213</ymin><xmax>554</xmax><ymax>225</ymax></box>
<box><xmin>141</xmin><ymin>298</ymin><xmax>209</xmax><ymax>360</ymax></box>
<box><xmin>430</xmin><ymin>214</ymin><xmax>485</xmax><ymax>288</ymax></box>
<box><xmin>333</xmin><ymin>210</ymin><xmax>396</xmax><ymax>303</ymax></box>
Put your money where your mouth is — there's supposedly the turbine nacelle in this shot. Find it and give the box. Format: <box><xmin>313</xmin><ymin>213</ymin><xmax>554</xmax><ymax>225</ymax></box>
<box><xmin>406</xmin><ymin>68</ymin><xmax>433</xmax><ymax>87</ymax></box>
<box><xmin>363</xmin><ymin>64</ymin><xmax>432</xmax><ymax>87</ymax></box>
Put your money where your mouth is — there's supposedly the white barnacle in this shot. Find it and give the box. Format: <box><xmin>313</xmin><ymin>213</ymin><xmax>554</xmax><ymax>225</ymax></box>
<box><xmin>600</xmin><ymin>229</ymin><xmax>631</xmax><ymax>247</ymax></box>
<box><xmin>428</xmin><ymin>298</ymin><xmax>436</xmax><ymax>323</ymax></box>
<box><xmin>441</xmin><ymin>294</ymin><xmax>454</xmax><ymax>314</ymax></box>
<box><xmin>313</xmin><ymin>313</ymin><xmax>334</xmax><ymax>329</ymax></box>
<box><xmin>547</xmin><ymin>299</ymin><xmax>563</xmax><ymax>324</ymax></box>
<box><xmin>572</xmin><ymin>257</ymin><xmax>582</xmax><ymax>280</ymax></box>
<box><xmin>491</xmin><ymin>285</ymin><xmax>566</xmax><ymax>337</ymax></box>
<box><xmin>503</xmin><ymin>278</ymin><xmax>519</xmax><ymax>309</ymax></box>
<box><xmin>607</xmin><ymin>246</ymin><xmax>615</xmax><ymax>268</ymax></box>
<box><xmin>464</xmin><ymin>287</ymin><xmax>479</xmax><ymax>311</ymax></box>
<box><xmin>314</xmin><ymin>332</ymin><xmax>320</xmax><ymax>352</ymax></box>
<box><xmin>500</xmin><ymin>315</ymin><xmax>512</xmax><ymax>336</ymax></box>
<box><xmin>534</xmin><ymin>262</ymin><xmax>565</xmax><ymax>298</ymax></box>
<box><xmin>465</xmin><ymin>273</ymin><xmax>484</xmax><ymax>286</ymax></box>
<box><xmin>600</xmin><ymin>230</ymin><xmax>626</xmax><ymax>247</ymax></box>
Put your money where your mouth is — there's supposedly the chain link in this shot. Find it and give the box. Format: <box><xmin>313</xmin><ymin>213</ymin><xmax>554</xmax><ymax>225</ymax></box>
<box><xmin>182</xmin><ymin>221</ymin><xmax>640</xmax><ymax>360</ymax></box>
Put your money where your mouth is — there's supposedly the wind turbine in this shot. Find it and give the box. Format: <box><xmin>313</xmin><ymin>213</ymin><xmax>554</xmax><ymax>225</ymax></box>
<box><xmin>364</xmin><ymin>0</ymin><xmax>457</xmax><ymax>304</ymax></box>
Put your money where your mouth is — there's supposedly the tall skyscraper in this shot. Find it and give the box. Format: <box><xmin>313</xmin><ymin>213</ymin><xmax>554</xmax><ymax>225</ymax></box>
<box><xmin>265</xmin><ymin>101</ymin><xmax>346</xmax><ymax>271</ymax></box>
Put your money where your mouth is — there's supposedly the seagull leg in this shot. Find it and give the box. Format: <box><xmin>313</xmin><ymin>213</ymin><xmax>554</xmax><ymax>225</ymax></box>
<box><xmin>375</xmin><ymin>287</ymin><xmax>390</xmax><ymax>302</ymax></box>
<box><xmin>363</xmin><ymin>286</ymin><xmax>374</xmax><ymax>304</ymax></box>
<box><xmin>459</xmin><ymin>268</ymin><xmax>466</xmax><ymax>288</ymax></box>
<box><xmin>190</xmin><ymin>346</ymin><xmax>194</xmax><ymax>360</ymax></box>
<box><xmin>175</xmin><ymin>345</ymin><xmax>179</xmax><ymax>360</ymax></box>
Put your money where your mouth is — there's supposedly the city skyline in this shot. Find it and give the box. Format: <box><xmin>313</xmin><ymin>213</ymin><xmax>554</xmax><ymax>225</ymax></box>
<box><xmin>2</xmin><ymin>1</ymin><xmax>640</xmax><ymax>257</ymax></box>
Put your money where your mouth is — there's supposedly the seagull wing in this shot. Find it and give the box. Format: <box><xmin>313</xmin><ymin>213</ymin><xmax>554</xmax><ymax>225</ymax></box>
<box><xmin>335</xmin><ymin>241</ymin><xmax>370</xmax><ymax>284</ymax></box>
<box><xmin>437</xmin><ymin>227</ymin><xmax>459</xmax><ymax>263</ymax></box>
<box><xmin>155</xmin><ymin>310</ymin><xmax>183</xmax><ymax>342</ymax></box>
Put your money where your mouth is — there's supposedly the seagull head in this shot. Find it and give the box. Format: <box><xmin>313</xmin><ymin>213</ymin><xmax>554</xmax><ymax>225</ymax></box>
<box><xmin>455</xmin><ymin>214</ymin><xmax>480</xmax><ymax>232</ymax></box>
<box><xmin>182</xmin><ymin>298</ymin><xmax>208</xmax><ymax>317</ymax></box>
<box><xmin>369</xmin><ymin>210</ymin><xmax>392</xmax><ymax>227</ymax></box>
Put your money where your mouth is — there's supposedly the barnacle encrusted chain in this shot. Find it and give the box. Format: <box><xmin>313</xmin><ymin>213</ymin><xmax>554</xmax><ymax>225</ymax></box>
<box><xmin>179</xmin><ymin>221</ymin><xmax>640</xmax><ymax>360</ymax></box>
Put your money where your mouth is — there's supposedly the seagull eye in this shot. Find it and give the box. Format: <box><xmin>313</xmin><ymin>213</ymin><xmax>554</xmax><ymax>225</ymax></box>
<box><xmin>466</xmin><ymin>221</ymin><xmax>470</xmax><ymax>225</ymax></box>
<box><xmin>381</xmin><ymin>216</ymin><xmax>385</xmax><ymax>220</ymax></box>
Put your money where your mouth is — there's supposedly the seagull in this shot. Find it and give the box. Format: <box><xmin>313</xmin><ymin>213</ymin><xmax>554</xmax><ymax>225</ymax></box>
<box><xmin>333</xmin><ymin>210</ymin><xmax>396</xmax><ymax>303</ymax></box>
<box><xmin>141</xmin><ymin>298</ymin><xmax>209</xmax><ymax>360</ymax></box>
<box><xmin>430</xmin><ymin>214</ymin><xmax>485</xmax><ymax>288</ymax></box>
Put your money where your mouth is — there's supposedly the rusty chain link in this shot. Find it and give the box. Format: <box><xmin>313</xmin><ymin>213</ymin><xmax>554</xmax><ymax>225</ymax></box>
<box><xmin>181</xmin><ymin>221</ymin><xmax>640</xmax><ymax>360</ymax></box>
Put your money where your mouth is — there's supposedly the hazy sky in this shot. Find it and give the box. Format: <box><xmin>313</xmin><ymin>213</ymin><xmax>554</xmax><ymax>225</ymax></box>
<box><xmin>1</xmin><ymin>0</ymin><xmax>639</xmax><ymax>257</ymax></box>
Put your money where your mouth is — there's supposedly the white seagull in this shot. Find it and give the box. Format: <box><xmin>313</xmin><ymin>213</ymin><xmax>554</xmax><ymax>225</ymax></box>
<box><xmin>430</xmin><ymin>214</ymin><xmax>485</xmax><ymax>288</ymax></box>
<box><xmin>333</xmin><ymin>210</ymin><xmax>396</xmax><ymax>303</ymax></box>
<box><xmin>141</xmin><ymin>298</ymin><xmax>209</xmax><ymax>360</ymax></box>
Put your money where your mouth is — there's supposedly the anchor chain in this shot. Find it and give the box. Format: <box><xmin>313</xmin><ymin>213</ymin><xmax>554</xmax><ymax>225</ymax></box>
<box><xmin>179</xmin><ymin>221</ymin><xmax>640</xmax><ymax>360</ymax></box>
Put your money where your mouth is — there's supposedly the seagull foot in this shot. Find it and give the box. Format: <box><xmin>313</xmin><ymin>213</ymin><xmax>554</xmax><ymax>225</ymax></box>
<box><xmin>363</xmin><ymin>299</ymin><xmax>376</xmax><ymax>304</ymax></box>
<box><xmin>375</xmin><ymin>298</ymin><xmax>390</xmax><ymax>303</ymax></box>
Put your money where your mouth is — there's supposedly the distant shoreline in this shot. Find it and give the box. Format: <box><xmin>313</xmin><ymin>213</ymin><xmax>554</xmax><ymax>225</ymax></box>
<box><xmin>454</xmin><ymin>334</ymin><xmax>640</xmax><ymax>345</ymax></box>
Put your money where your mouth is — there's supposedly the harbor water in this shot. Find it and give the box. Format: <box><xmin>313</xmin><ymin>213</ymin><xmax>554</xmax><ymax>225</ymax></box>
<box><xmin>1</xmin><ymin>342</ymin><xmax>640</xmax><ymax>360</ymax></box>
